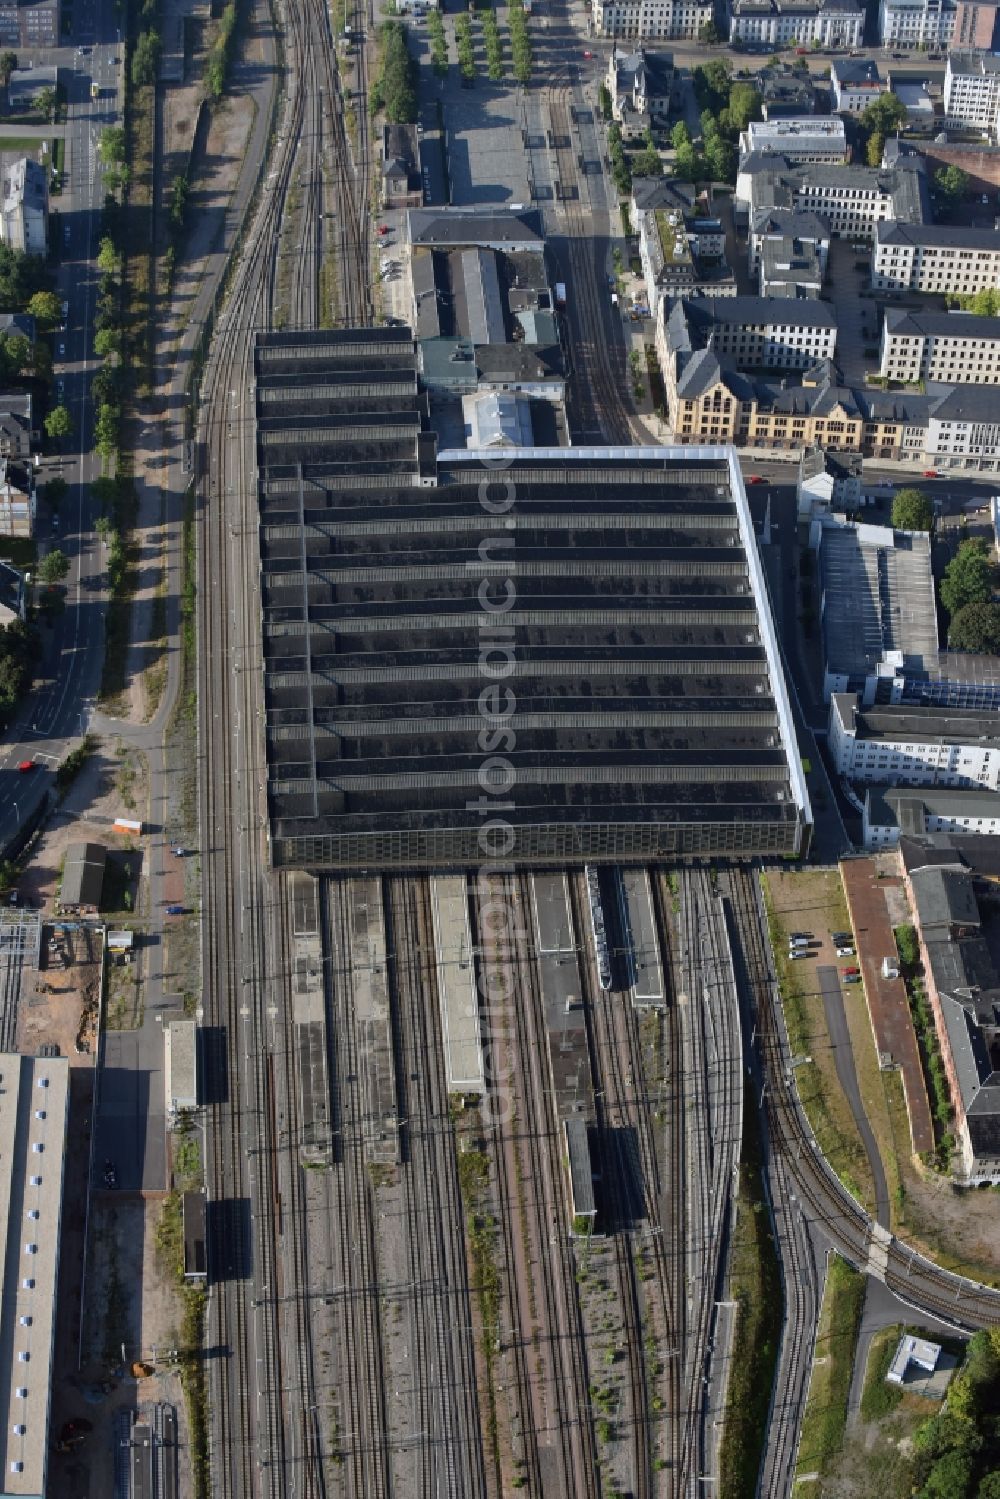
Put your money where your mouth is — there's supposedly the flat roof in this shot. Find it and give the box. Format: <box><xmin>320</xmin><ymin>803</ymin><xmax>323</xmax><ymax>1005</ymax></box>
<box><xmin>254</xmin><ymin>331</ymin><xmax>810</xmax><ymax>868</ymax></box>
<box><xmin>429</xmin><ymin>876</ymin><xmax>484</xmax><ymax>1093</ymax></box>
<box><xmin>0</xmin><ymin>1054</ymin><xmax>69</xmax><ymax>1498</ymax></box>
<box><xmin>165</xmin><ymin>1020</ymin><xmax>198</xmax><ymax>1111</ymax></box>
<box><xmin>851</xmin><ymin>702</ymin><xmax>1000</xmax><ymax>749</ymax></box>
<box><xmin>564</xmin><ymin>1117</ymin><xmax>595</xmax><ymax>1218</ymax></box>
<box><xmin>820</xmin><ymin>522</ymin><xmax>938</xmax><ymax>681</ymax></box>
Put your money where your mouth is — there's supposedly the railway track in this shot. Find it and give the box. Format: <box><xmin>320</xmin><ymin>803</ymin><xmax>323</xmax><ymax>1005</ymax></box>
<box><xmin>197</xmin><ymin>0</ymin><xmax>374</xmax><ymax>1485</ymax></box>
<box><xmin>475</xmin><ymin>872</ymin><xmax>601</xmax><ymax>1499</ymax></box>
<box><xmin>546</xmin><ymin>90</ymin><xmax>635</xmax><ymax>445</ymax></box>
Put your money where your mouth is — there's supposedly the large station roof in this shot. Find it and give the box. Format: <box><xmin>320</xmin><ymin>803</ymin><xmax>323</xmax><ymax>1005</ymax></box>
<box><xmin>254</xmin><ymin>329</ymin><xmax>810</xmax><ymax>869</ymax></box>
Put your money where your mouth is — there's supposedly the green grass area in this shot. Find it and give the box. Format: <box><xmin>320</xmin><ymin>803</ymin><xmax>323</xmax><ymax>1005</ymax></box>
<box><xmin>795</xmin><ymin>1254</ymin><xmax>865</xmax><ymax>1477</ymax></box>
<box><xmin>718</xmin><ymin>1101</ymin><xmax>782</xmax><ymax>1498</ymax></box>
<box><xmin>0</xmin><ymin>135</ymin><xmax>48</xmax><ymax>152</ymax></box>
<box><xmin>860</xmin><ymin>1325</ymin><xmax>905</xmax><ymax>1422</ymax></box>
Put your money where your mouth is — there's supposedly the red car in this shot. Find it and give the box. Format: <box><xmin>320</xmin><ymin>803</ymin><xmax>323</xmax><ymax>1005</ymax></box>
<box><xmin>748</xmin><ymin>474</ymin><xmax>766</xmax><ymax>485</ymax></box>
<box><xmin>377</xmin><ymin>224</ymin><xmax>390</xmax><ymax>236</ymax></box>
<box><xmin>17</xmin><ymin>760</ymin><xmax>35</xmax><ymax>773</ymax></box>
<box><xmin>583</xmin><ymin>49</ymin><xmax>593</xmax><ymax>57</ymax></box>
<box><xmin>923</xmin><ymin>469</ymin><xmax>938</xmax><ymax>478</ymax></box>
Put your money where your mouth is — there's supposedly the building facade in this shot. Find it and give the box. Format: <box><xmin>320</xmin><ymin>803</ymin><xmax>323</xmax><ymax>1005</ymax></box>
<box><xmin>873</xmin><ymin>221</ymin><xmax>1000</xmax><ymax>294</ymax></box>
<box><xmin>880</xmin><ymin>308</ymin><xmax>1000</xmax><ymax>383</ymax></box>
<box><xmin>739</xmin><ymin>117</ymin><xmax>849</xmax><ymax>165</ymax></box>
<box><xmin>727</xmin><ymin>0</ymin><xmax>864</xmax><ymax>46</ymax></box>
<box><xmin>0</xmin><ymin>159</ymin><xmax>47</xmax><ymax>257</ymax></box>
<box><xmin>737</xmin><ymin>155</ymin><xmax>930</xmax><ymax>239</ymax></box>
<box><xmin>829</xmin><ymin>694</ymin><xmax>1000</xmax><ymax>788</ymax></box>
<box><xmin>944</xmin><ymin>49</ymin><xmax>1000</xmax><ymax>130</ymax></box>
<box><xmin>863</xmin><ymin>785</ymin><xmax>1000</xmax><ymax>847</ymax></box>
<box><xmin>830</xmin><ymin>58</ymin><xmax>887</xmax><ymax>114</ymax></box>
<box><xmin>592</xmin><ymin>0</ymin><xmax>714</xmax><ymax>38</ymax></box>
<box><xmin>953</xmin><ymin>0</ymin><xmax>1000</xmax><ymax>47</ymax></box>
<box><xmin>878</xmin><ymin>0</ymin><xmax>956</xmax><ymax>46</ymax></box>
<box><xmin>0</xmin><ymin>0</ymin><xmax>58</xmax><ymax>46</ymax></box>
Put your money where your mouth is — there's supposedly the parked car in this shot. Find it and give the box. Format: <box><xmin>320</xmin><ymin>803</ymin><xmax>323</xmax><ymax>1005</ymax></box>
<box><xmin>832</xmin><ymin>931</ymin><xmax>852</xmax><ymax>943</ymax></box>
<box><xmin>17</xmin><ymin>759</ymin><xmax>35</xmax><ymax>772</ymax></box>
<box><xmin>790</xmin><ymin>931</ymin><xmax>812</xmax><ymax>940</ymax></box>
<box><xmin>789</xmin><ymin>950</ymin><xmax>809</xmax><ymax>960</ymax></box>
<box><xmin>836</xmin><ymin>946</ymin><xmax>854</xmax><ymax>957</ymax></box>
<box><xmin>843</xmin><ymin>973</ymin><xmax>862</xmax><ymax>984</ymax></box>
<box><xmin>842</xmin><ymin>965</ymin><xmax>860</xmax><ymax>976</ymax></box>
<box><xmin>748</xmin><ymin>474</ymin><xmax>766</xmax><ymax>485</ymax></box>
<box><xmin>166</xmin><ymin>904</ymin><xmax>185</xmax><ymax>916</ymax></box>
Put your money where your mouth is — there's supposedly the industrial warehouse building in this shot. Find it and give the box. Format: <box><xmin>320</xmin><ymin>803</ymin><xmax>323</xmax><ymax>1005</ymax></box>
<box><xmin>0</xmin><ymin>1053</ymin><xmax>69</xmax><ymax>1497</ymax></box>
<box><xmin>253</xmin><ymin>328</ymin><xmax>810</xmax><ymax>869</ymax></box>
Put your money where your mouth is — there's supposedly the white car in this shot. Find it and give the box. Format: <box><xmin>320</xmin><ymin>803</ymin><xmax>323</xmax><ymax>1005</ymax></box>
<box><xmin>836</xmin><ymin>946</ymin><xmax>854</xmax><ymax>957</ymax></box>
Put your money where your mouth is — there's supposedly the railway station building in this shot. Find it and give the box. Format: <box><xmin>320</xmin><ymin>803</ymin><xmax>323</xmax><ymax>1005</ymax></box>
<box><xmin>253</xmin><ymin>327</ymin><xmax>811</xmax><ymax>869</ymax></box>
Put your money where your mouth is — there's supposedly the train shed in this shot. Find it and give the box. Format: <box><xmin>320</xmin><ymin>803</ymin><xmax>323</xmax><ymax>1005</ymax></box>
<box><xmin>564</xmin><ymin>1116</ymin><xmax>596</xmax><ymax>1230</ymax></box>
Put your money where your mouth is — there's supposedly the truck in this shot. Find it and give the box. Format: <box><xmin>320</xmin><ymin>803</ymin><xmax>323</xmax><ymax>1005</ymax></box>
<box><xmin>113</xmin><ymin>817</ymin><xmax>143</xmax><ymax>836</ymax></box>
<box><xmin>554</xmin><ymin>281</ymin><xmax>567</xmax><ymax>308</ymax></box>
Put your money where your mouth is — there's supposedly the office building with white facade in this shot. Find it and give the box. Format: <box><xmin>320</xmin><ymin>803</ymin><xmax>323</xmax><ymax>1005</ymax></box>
<box><xmin>727</xmin><ymin>0</ymin><xmax>864</xmax><ymax>47</ymax></box>
<box><xmin>881</xmin><ymin>308</ymin><xmax>1000</xmax><ymax>384</ymax></box>
<box><xmin>830</xmin><ymin>695</ymin><xmax>1000</xmax><ymax>788</ymax></box>
<box><xmin>0</xmin><ymin>1054</ymin><xmax>69</xmax><ymax>1499</ymax></box>
<box><xmin>669</xmin><ymin>295</ymin><xmax>838</xmax><ymax>370</ymax></box>
<box><xmin>736</xmin><ymin>154</ymin><xmax>930</xmax><ymax>238</ymax></box>
<box><xmin>831</xmin><ymin>58</ymin><xmax>887</xmax><ymax>113</ymax></box>
<box><xmin>873</xmin><ymin>221</ymin><xmax>1000</xmax><ymax>295</ymax></box>
<box><xmin>944</xmin><ymin>49</ymin><xmax>1000</xmax><ymax>130</ymax></box>
<box><xmin>738</xmin><ymin>116</ymin><xmax>849</xmax><ymax>165</ymax></box>
<box><xmin>879</xmin><ymin>0</ymin><xmax>956</xmax><ymax>46</ymax></box>
<box><xmin>0</xmin><ymin>161</ymin><xmax>46</xmax><ymax>258</ymax></box>
<box><xmin>863</xmin><ymin>785</ymin><xmax>1000</xmax><ymax>848</ymax></box>
<box><xmin>592</xmin><ymin>0</ymin><xmax>714</xmax><ymax>38</ymax></box>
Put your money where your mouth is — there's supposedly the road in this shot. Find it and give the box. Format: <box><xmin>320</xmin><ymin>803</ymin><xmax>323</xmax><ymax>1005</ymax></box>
<box><xmin>0</xmin><ymin>19</ymin><xmax>120</xmax><ymax>841</ymax></box>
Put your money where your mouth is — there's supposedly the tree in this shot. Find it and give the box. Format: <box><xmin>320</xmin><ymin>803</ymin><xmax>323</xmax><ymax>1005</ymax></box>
<box><xmin>728</xmin><ymin>82</ymin><xmax>763</xmax><ymax>131</ymax></box>
<box><xmin>935</xmin><ymin>164</ymin><xmax>969</xmax><ymax>210</ymax></box>
<box><xmin>26</xmin><ymin>289</ymin><xmax>61</xmax><ymax>328</ymax></box>
<box><xmin>131</xmin><ymin>28</ymin><xmax>162</xmax><ymax>87</ymax></box>
<box><xmin>941</xmin><ymin>539</ymin><xmax>994</xmax><ymax>616</ymax></box>
<box><xmin>0</xmin><ymin>243</ymin><xmax>50</xmax><ymax>312</ymax></box>
<box><xmin>920</xmin><ymin>1451</ymin><xmax>976</xmax><ymax>1499</ymax></box>
<box><xmin>44</xmin><ymin>476</ymin><xmax>68</xmax><ymax>511</ymax></box>
<box><xmin>598</xmin><ymin>82</ymin><xmax>612</xmax><ymax>120</ymax></box>
<box><xmin>697</xmin><ymin>17</ymin><xmax>720</xmax><ymax>42</ymax></box>
<box><xmin>98</xmin><ymin>126</ymin><xmax>126</xmax><ymax>165</ymax></box>
<box><xmin>93</xmin><ymin>327</ymin><xmax>121</xmax><ymax>359</ymax></box>
<box><xmin>861</xmin><ymin>92</ymin><xmax>907</xmax><ymax>138</ymax></box>
<box><xmin>693</xmin><ymin>58</ymin><xmax>731</xmax><ymax>114</ymax></box>
<box><xmin>673</xmin><ymin>141</ymin><xmax>703</xmax><ymax>183</ymax></box>
<box><xmin>37</xmin><ymin>548</ymin><xmax>70</xmax><ymax>585</ymax></box>
<box><xmin>96</xmin><ymin>236</ymin><xmax>121</xmax><ymax>277</ymax></box>
<box><xmin>670</xmin><ymin>120</ymin><xmax>691</xmax><ymax>151</ymax></box>
<box><xmin>866</xmin><ymin>129</ymin><xmax>885</xmax><ymax>168</ymax></box>
<box><xmin>891</xmin><ymin>486</ymin><xmax>933</xmax><ymax>531</ymax></box>
<box><xmin>44</xmin><ymin>404</ymin><xmax>73</xmax><ymax>440</ymax></box>
<box><xmin>948</xmin><ymin>600</ymin><xmax>1000</xmax><ymax>653</ymax></box>
<box><xmin>0</xmin><ymin>51</ymin><xmax>18</xmax><ymax>85</ymax></box>
<box><xmin>977</xmin><ymin>1474</ymin><xmax>1000</xmax><ymax>1499</ymax></box>
<box><xmin>703</xmin><ymin>130</ymin><xmax>734</xmax><ymax>183</ymax></box>
<box><xmin>950</xmin><ymin>287</ymin><xmax>1000</xmax><ymax>316</ymax></box>
<box><xmin>34</xmin><ymin>86</ymin><xmax>56</xmax><ymax>119</ymax></box>
<box><xmin>0</xmin><ymin>331</ymin><xmax>35</xmax><ymax>383</ymax></box>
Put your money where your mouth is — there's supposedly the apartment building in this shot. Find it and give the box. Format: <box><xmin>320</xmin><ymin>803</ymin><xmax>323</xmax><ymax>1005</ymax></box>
<box><xmin>0</xmin><ymin>159</ymin><xmax>47</xmax><ymax>257</ymax></box>
<box><xmin>881</xmin><ymin>307</ymin><xmax>1000</xmax><ymax>383</ymax></box>
<box><xmin>665</xmin><ymin>349</ymin><xmax>865</xmax><ymax>447</ymax></box>
<box><xmin>878</xmin><ymin>0</ymin><xmax>956</xmax><ymax>46</ymax></box>
<box><xmin>873</xmin><ymin>221</ymin><xmax>1000</xmax><ymax>294</ymax></box>
<box><xmin>607</xmin><ymin>47</ymin><xmax>675</xmax><ymax>132</ymax></box>
<box><xmin>738</xmin><ymin>116</ymin><xmax>849</xmax><ymax>166</ymax></box>
<box><xmin>944</xmin><ymin>49</ymin><xmax>1000</xmax><ymax>130</ymax></box>
<box><xmin>760</xmin><ymin>63</ymin><xmax>818</xmax><ymax>119</ymax></box>
<box><xmin>953</xmin><ymin>0</ymin><xmax>1000</xmax><ymax>47</ymax></box>
<box><xmin>664</xmin><ymin>295</ymin><xmax>838</xmax><ymax>371</ymax></box>
<box><xmin>830</xmin><ymin>695</ymin><xmax>1000</xmax><ymax>787</ymax></box>
<box><xmin>0</xmin><ymin>0</ymin><xmax>58</xmax><ymax>46</ymax></box>
<box><xmin>923</xmin><ymin>383</ymin><xmax>1000</xmax><ymax>468</ymax></box>
<box><xmin>736</xmin><ymin>154</ymin><xmax>931</xmax><ymax>239</ymax></box>
<box><xmin>727</xmin><ymin>0</ymin><xmax>864</xmax><ymax>47</ymax></box>
<box><xmin>592</xmin><ymin>0</ymin><xmax>714</xmax><ymax>39</ymax></box>
<box><xmin>830</xmin><ymin>58</ymin><xmax>887</xmax><ymax>114</ymax></box>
